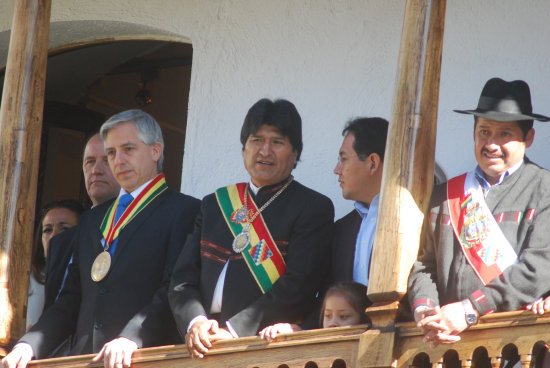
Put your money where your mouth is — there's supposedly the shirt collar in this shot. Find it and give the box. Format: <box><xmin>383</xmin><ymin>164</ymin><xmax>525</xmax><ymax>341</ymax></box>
<box><xmin>249</xmin><ymin>181</ymin><xmax>260</xmax><ymax>195</ymax></box>
<box><xmin>118</xmin><ymin>177</ymin><xmax>154</xmax><ymax>199</ymax></box>
<box><xmin>474</xmin><ymin>159</ymin><xmax>523</xmax><ymax>190</ymax></box>
<box><xmin>354</xmin><ymin>194</ymin><xmax>380</xmax><ymax>218</ymax></box>
<box><xmin>248</xmin><ymin>176</ymin><xmax>293</xmax><ymax>196</ymax></box>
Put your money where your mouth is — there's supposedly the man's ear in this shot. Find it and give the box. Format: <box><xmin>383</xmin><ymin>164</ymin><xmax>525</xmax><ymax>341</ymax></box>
<box><xmin>524</xmin><ymin>128</ymin><xmax>535</xmax><ymax>148</ymax></box>
<box><xmin>368</xmin><ymin>153</ymin><xmax>382</xmax><ymax>173</ymax></box>
<box><xmin>151</xmin><ymin>142</ymin><xmax>163</xmax><ymax>162</ymax></box>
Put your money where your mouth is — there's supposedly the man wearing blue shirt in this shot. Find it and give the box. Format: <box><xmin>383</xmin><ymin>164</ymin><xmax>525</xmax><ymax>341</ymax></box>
<box><xmin>331</xmin><ymin>117</ymin><xmax>388</xmax><ymax>288</ymax></box>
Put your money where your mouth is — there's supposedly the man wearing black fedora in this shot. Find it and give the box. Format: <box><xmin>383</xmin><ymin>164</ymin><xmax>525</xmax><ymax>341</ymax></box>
<box><xmin>408</xmin><ymin>77</ymin><xmax>550</xmax><ymax>347</ymax></box>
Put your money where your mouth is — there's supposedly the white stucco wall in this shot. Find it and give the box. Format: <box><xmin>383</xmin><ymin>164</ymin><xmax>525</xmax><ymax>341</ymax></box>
<box><xmin>177</xmin><ymin>0</ymin><xmax>404</xmax><ymax>219</ymax></box>
<box><xmin>1</xmin><ymin>0</ymin><xmax>550</xmax><ymax>219</ymax></box>
<box><xmin>439</xmin><ymin>1</ymin><xmax>550</xmax><ymax>183</ymax></box>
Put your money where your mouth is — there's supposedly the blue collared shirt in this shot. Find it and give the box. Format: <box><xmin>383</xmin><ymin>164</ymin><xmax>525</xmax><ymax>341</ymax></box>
<box><xmin>353</xmin><ymin>194</ymin><xmax>380</xmax><ymax>286</ymax></box>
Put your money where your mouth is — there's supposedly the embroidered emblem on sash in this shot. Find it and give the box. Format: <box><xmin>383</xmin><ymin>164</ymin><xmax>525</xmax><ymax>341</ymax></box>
<box><xmin>461</xmin><ymin>202</ymin><xmax>489</xmax><ymax>246</ymax></box>
<box><xmin>231</xmin><ymin>207</ymin><xmax>250</xmax><ymax>224</ymax></box>
<box><xmin>249</xmin><ymin>240</ymin><xmax>273</xmax><ymax>265</ymax></box>
<box><xmin>448</xmin><ymin>172</ymin><xmax>518</xmax><ymax>285</ymax></box>
<box><xmin>479</xmin><ymin>246</ymin><xmax>499</xmax><ymax>266</ymax></box>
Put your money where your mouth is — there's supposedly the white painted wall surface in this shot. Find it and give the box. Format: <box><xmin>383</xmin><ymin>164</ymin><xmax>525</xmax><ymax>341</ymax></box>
<box><xmin>1</xmin><ymin>0</ymin><xmax>549</xmax><ymax>219</ymax></box>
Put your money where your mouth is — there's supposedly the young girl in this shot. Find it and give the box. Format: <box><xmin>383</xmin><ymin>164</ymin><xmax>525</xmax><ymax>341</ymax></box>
<box><xmin>259</xmin><ymin>282</ymin><xmax>369</xmax><ymax>341</ymax></box>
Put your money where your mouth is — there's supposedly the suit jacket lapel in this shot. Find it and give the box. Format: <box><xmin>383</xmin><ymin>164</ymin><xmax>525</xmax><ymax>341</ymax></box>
<box><xmin>90</xmin><ymin>204</ymin><xmax>110</xmax><ymax>254</ymax></box>
<box><xmin>92</xmin><ymin>228</ymin><xmax>104</xmax><ymax>253</ymax></box>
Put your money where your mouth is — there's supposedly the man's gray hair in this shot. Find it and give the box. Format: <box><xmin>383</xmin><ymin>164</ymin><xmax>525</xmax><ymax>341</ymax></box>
<box><xmin>100</xmin><ymin>109</ymin><xmax>164</xmax><ymax>172</ymax></box>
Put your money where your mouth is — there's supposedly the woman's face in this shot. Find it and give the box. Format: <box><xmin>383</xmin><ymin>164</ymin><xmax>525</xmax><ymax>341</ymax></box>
<box><xmin>41</xmin><ymin>208</ymin><xmax>79</xmax><ymax>257</ymax></box>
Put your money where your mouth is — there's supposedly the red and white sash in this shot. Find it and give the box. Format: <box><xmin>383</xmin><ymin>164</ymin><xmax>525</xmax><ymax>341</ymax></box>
<box><xmin>447</xmin><ymin>172</ymin><xmax>517</xmax><ymax>285</ymax></box>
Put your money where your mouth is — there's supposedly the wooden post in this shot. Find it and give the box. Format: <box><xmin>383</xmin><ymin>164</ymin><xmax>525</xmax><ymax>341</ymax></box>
<box><xmin>358</xmin><ymin>0</ymin><xmax>446</xmax><ymax>366</ymax></box>
<box><xmin>369</xmin><ymin>0</ymin><xmax>446</xmax><ymax>306</ymax></box>
<box><xmin>0</xmin><ymin>0</ymin><xmax>51</xmax><ymax>353</ymax></box>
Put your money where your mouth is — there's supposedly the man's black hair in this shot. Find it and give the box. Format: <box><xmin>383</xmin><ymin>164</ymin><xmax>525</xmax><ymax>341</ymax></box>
<box><xmin>342</xmin><ymin>117</ymin><xmax>389</xmax><ymax>161</ymax></box>
<box><xmin>240</xmin><ymin>98</ymin><xmax>303</xmax><ymax>161</ymax></box>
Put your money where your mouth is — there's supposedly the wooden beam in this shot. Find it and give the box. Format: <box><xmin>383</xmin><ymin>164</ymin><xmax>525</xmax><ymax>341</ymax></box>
<box><xmin>368</xmin><ymin>0</ymin><xmax>446</xmax><ymax>304</ymax></box>
<box><xmin>0</xmin><ymin>0</ymin><xmax>52</xmax><ymax>352</ymax></box>
<box><xmin>360</xmin><ymin>1</ymin><xmax>446</xmax><ymax>365</ymax></box>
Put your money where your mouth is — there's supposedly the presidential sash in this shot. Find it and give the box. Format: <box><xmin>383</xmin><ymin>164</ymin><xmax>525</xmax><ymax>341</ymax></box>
<box><xmin>447</xmin><ymin>172</ymin><xmax>517</xmax><ymax>285</ymax></box>
<box><xmin>101</xmin><ymin>173</ymin><xmax>168</xmax><ymax>246</ymax></box>
<box><xmin>216</xmin><ymin>183</ymin><xmax>286</xmax><ymax>293</ymax></box>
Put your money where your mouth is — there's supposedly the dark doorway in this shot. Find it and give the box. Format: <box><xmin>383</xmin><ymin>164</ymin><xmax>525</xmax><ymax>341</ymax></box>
<box><xmin>1</xmin><ymin>40</ymin><xmax>192</xmax><ymax>212</ymax></box>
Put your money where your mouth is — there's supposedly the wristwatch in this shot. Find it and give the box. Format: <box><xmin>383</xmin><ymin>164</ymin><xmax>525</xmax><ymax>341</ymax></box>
<box><xmin>462</xmin><ymin>299</ymin><xmax>478</xmax><ymax>326</ymax></box>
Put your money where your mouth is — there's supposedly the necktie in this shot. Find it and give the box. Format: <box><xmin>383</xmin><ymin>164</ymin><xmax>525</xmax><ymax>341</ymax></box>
<box><xmin>108</xmin><ymin>193</ymin><xmax>134</xmax><ymax>255</ymax></box>
<box><xmin>114</xmin><ymin>193</ymin><xmax>134</xmax><ymax>224</ymax></box>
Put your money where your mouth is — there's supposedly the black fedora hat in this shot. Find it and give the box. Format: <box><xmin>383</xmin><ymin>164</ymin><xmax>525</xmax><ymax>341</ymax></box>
<box><xmin>454</xmin><ymin>77</ymin><xmax>550</xmax><ymax>122</ymax></box>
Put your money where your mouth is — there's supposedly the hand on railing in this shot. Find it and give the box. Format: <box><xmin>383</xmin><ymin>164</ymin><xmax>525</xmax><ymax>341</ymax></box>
<box><xmin>526</xmin><ymin>296</ymin><xmax>550</xmax><ymax>315</ymax></box>
<box><xmin>1</xmin><ymin>344</ymin><xmax>33</xmax><ymax>368</ymax></box>
<box><xmin>416</xmin><ymin>302</ymin><xmax>469</xmax><ymax>347</ymax></box>
<box><xmin>413</xmin><ymin>305</ymin><xmax>437</xmax><ymax>323</ymax></box>
<box><xmin>92</xmin><ymin>337</ymin><xmax>138</xmax><ymax>368</ymax></box>
<box><xmin>259</xmin><ymin>323</ymin><xmax>302</xmax><ymax>341</ymax></box>
<box><xmin>186</xmin><ymin>319</ymin><xmax>234</xmax><ymax>359</ymax></box>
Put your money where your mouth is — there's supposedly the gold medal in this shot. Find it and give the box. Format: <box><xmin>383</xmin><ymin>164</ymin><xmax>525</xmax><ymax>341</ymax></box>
<box><xmin>91</xmin><ymin>251</ymin><xmax>112</xmax><ymax>282</ymax></box>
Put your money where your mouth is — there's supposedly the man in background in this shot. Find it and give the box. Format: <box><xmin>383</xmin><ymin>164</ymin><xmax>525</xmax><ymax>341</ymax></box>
<box><xmin>331</xmin><ymin>117</ymin><xmax>388</xmax><ymax>288</ymax></box>
<box><xmin>3</xmin><ymin>109</ymin><xmax>200</xmax><ymax>368</ymax></box>
<box><xmin>43</xmin><ymin>133</ymin><xmax>120</xmax><ymax>309</ymax></box>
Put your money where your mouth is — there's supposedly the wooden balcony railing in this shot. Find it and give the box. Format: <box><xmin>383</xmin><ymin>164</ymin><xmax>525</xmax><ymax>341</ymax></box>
<box><xmin>25</xmin><ymin>326</ymin><xmax>368</xmax><ymax>368</ymax></box>
<box><xmin>397</xmin><ymin>311</ymin><xmax>550</xmax><ymax>368</ymax></box>
<box><xmin>22</xmin><ymin>311</ymin><xmax>550</xmax><ymax>368</ymax></box>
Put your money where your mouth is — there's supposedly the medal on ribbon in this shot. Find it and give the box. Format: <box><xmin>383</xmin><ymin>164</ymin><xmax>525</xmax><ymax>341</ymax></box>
<box><xmin>91</xmin><ymin>174</ymin><xmax>167</xmax><ymax>282</ymax></box>
<box><xmin>216</xmin><ymin>179</ymin><xmax>291</xmax><ymax>293</ymax></box>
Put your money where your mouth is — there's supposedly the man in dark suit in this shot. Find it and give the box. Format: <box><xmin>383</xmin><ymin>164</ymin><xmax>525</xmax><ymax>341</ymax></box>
<box><xmin>169</xmin><ymin>98</ymin><xmax>334</xmax><ymax>358</ymax></box>
<box><xmin>2</xmin><ymin>110</ymin><xmax>200</xmax><ymax>368</ymax></box>
<box><xmin>44</xmin><ymin>133</ymin><xmax>120</xmax><ymax>310</ymax></box>
<box><xmin>331</xmin><ymin>118</ymin><xmax>388</xmax><ymax>286</ymax></box>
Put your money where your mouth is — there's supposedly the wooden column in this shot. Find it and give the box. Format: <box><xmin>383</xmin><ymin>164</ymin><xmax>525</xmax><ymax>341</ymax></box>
<box><xmin>0</xmin><ymin>0</ymin><xmax>51</xmax><ymax>353</ymax></box>
<box><xmin>358</xmin><ymin>0</ymin><xmax>446</xmax><ymax>366</ymax></box>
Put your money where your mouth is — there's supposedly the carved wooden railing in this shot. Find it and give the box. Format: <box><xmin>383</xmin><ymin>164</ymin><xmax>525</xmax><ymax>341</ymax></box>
<box><xmin>397</xmin><ymin>311</ymin><xmax>550</xmax><ymax>368</ymax></box>
<box><xmin>25</xmin><ymin>326</ymin><xmax>368</xmax><ymax>368</ymax></box>
<box><xmin>22</xmin><ymin>312</ymin><xmax>550</xmax><ymax>368</ymax></box>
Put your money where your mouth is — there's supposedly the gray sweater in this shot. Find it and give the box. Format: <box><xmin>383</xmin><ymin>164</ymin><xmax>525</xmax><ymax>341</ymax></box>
<box><xmin>408</xmin><ymin>159</ymin><xmax>550</xmax><ymax>315</ymax></box>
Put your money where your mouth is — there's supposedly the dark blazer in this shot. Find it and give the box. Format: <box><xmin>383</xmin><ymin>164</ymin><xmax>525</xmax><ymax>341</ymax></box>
<box><xmin>169</xmin><ymin>180</ymin><xmax>334</xmax><ymax>337</ymax></box>
<box><xmin>44</xmin><ymin>227</ymin><xmax>78</xmax><ymax>310</ymax></box>
<box><xmin>21</xmin><ymin>188</ymin><xmax>200</xmax><ymax>358</ymax></box>
<box><xmin>330</xmin><ymin>210</ymin><xmax>361</xmax><ymax>283</ymax></box>
<box><xmin>328</xmin><ymin>209</ymin><xmax>375</xmax><ymax>315</ymax></box>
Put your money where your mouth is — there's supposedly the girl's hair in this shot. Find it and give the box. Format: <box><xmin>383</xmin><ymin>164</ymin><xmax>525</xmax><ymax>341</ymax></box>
<box><xmin>31</xmin><ymin>200</ymin><xmax>85</xmax><ymax>284</ymax></box>
<box><xmin>319</xmin><ymin>281</ymin><xmax>370</xmax><ymax>327</ymax></box>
